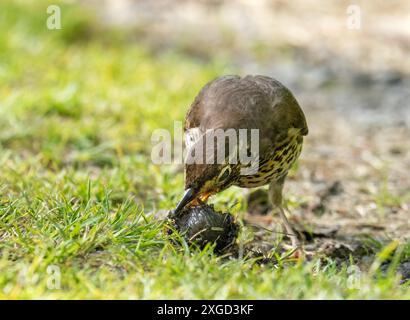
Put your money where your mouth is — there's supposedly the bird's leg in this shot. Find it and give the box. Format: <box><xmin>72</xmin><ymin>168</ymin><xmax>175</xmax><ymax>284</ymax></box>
<box><xmin>269</xmin><ymin>178</ymin><xmax>302</xmax><ymax>257</ymax></box>
<box><xmin>277</xmin><ymin>206</ymin><xmax>299</xmax><ymax>249</ymax></box>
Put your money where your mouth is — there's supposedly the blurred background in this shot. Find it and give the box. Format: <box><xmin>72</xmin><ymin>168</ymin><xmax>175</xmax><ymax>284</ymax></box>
<box><xmin>1</xmin><ymin>0</ymin><xmax>410</xmax><ymax>245</ymax></box>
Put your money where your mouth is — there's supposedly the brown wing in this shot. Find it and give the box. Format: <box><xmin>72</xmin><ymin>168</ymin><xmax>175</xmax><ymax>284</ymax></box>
<box><xmin>184</xmin><ymin>75</ymin><xmax>308</xmax><ymax>189</ymax></box>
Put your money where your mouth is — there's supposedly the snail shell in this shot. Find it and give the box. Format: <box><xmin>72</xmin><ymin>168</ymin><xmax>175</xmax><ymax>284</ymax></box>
<box><xmin>168</xmin><ymin>204</ymin><xmax>239</xmax><ymax>251</ymax></box>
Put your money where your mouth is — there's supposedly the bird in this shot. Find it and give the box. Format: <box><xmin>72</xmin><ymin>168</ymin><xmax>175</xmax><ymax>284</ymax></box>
<box><xmin>174</xmin><ymin>75</ymin><xmax>308</xmax><ymax>253</ymax></box>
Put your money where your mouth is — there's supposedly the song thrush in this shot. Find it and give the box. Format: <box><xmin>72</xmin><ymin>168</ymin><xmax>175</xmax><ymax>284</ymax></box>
<box><xmin>174</xmin><ymin>75</ymin><xmax>308</xmax><ymax>251</ymax></box>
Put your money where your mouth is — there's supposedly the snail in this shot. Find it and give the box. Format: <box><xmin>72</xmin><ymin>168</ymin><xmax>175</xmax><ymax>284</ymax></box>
<box><xmin>167</xmin><ymin>204</ymin><xmax>239</xmax><ymax>252</ymax></box>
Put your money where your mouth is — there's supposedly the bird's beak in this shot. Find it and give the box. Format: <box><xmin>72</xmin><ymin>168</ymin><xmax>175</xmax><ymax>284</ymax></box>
<box><xmin>174</xmin><ymin>188</ymin><xmax>197</xmax><ymax>215</ymax></box>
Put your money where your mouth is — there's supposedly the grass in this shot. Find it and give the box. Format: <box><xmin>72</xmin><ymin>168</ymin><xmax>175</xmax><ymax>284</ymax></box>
<box><xmin>0</xmin><ymin>0</ymin><xmax>410</xmax><ymax>299</ymax></box>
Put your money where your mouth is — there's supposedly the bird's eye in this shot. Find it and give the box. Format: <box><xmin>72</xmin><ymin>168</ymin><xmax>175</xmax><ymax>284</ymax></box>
<box><xmin>218</xmin><ymin>166</ymin><xmax>231</xmax><ymax>182</ymax></box>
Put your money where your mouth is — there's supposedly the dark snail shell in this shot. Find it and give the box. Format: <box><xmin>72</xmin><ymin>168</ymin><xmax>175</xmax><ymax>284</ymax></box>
<box><xmin>168</xmin><ymin>204</ymin><xmax>239</xmax><ymax>251</ymax></box>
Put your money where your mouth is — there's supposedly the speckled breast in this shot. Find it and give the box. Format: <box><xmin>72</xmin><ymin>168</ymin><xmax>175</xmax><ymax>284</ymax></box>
<box><xmin>235</xmin><ymin>132</ymin><xmax>303</xmax><ymax>188</ymax></box>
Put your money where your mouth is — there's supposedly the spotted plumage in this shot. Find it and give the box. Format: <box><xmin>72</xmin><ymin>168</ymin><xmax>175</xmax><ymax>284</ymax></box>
<box><xmin>236</xmin><ymin>128</ymin><xmax>303</xmax><ymax>188</ymax></box>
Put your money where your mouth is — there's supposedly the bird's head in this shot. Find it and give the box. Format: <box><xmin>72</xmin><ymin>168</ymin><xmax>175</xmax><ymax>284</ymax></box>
<box><xmin>174</xmin><ymin>164</ymin><xmax>237</xmax><ymax>214</ymax></box>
